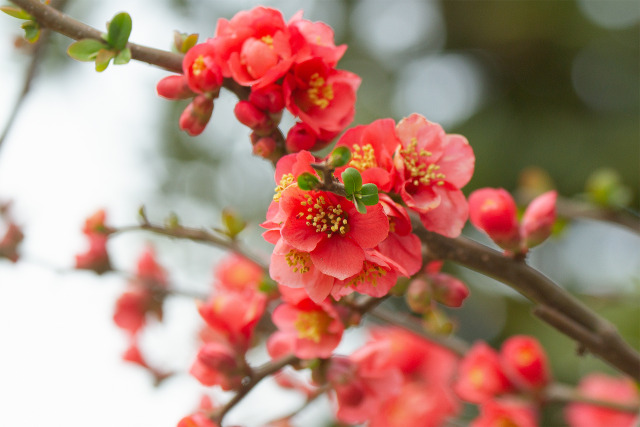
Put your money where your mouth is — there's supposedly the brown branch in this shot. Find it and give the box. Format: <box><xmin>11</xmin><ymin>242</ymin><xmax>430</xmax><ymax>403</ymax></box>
<box><xmin>7</xmin><ymin>0</ymin><xmax>250</xmax><ymax>100</ymax></box>
<box><xmin>211</xmin><ymin>354</ymin><xmax>299</xmax><ymax>424</ymax></box>
<box><xmin>545</xmin><ymin>383</ymin><xmax>640</xmax><ymax>413</ymax></box>
<box><xmin>413</xmin><ymin>222</ymin><xmax>640</xmax><ymax>381</ymax></box>
<box><xmin>112</xmin><ymin>223</ymin><xmax>268</xmax><ymax>270</ymax></box>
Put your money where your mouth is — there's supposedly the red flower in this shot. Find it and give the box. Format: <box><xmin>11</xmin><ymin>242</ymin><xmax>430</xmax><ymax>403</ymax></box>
<box><xmin>183</xmin><ymin>43</ymin><xmax>223</xmax><ymax>95</ymax></box>
<box><xmin>284</xmin><ymin>57</ymin><xmax>360</xmax><ymax>135</ymax></box>
<box><xmin>469</xmin><ymin>188</ymin><xmax>520</xmax><ymax>252</ymax></box>
<box><xmin>211</xmin><ymin>7</ymin><xmax>294</xmax><ymax>88</ymax></box>
<box><xmin>270</xmin><ymin>296</ymin><xmax>344</xmax><ymax>359</ymax></box>
<box><xmin>75</xmin><ymin>233</ymin><xmax>111</xmax><ymax>274</ymax></box>
<box><xmin>454</xmin><ymin>342</ymin><xmax>513</xmax><ymax>403</ymax></box>
<box><xmin>214</xmin><ymin>253</ymin><xmax>264</xmax><ymax>294</ymax></box>
<box><xmin>565</xmin><ymin>374</ymin><xmax>639</xmax><ymax>427</ymax></box>
<box><xmin>334</xmin><ymin>119</ymin><xmax>400</xmax><ymax>192</ymax></box>
<box><xmin>471</xmin><ymin>399</ymin><xmax>538</xmax><ymax>427</ymax></box>
<box><xmin>331</xmin><ymin>249</ymin><xmax>406</xmax><ymax>299</ymax></box>
<box><xmin>279</xmin><ymin>186</ymin><xmax>388</xmax><ymax>280</ymax></box>
<box><xmin>190</xmin><ymin>341</ymin><xmax>246</xmax><ymax>390</ymax></box>
<box><xmin>287</xmin><ymin>11</ymin><xmax>347</xmax><ymax>67</ymax></box>
<box><xmin>394</xmin><ymin>114</ymin><xmax>475</xmax><ymax>237</ymax></box>
<box><xmin>500</xmin><ymin>335</ymin><xmax>551</xmax><ymax>391</ymax></box>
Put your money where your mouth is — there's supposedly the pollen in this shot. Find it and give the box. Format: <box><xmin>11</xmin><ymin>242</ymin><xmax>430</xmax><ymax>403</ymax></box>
<box><xmin>273</xmin><ymin>173</ymin><xmax>295</xmax><ymax>201</ymax></box>
<box><xmin>349</xmin><ymin>144</ymin><xmax>377</xmax><ymax>170</ymax></box>
<box><xmin>192</xmin><ymin>55</ymin><xmax>206</xmax><ymax>76</ymax></box>
<box><xmin>399</xmin><ymin>138</ymin><xmax>446</xmax><ymax>187</ymax></box>
<box><xmin>294</xmin><ymin>310</ymin><xmax>331</xmax><ymax>343</ymax></box>
<box><xmin>307</xmin><ymin>73</ymin><xmax>334</xmax><ymax>109</ymax></box>
<box><xmin>261</xmin><ymin>34</ymin><xmax>274</xmax><ymax>48</ymax></box>
<box><xmin>346</xmin><ymin>261</ymin><xmax>387</xmax><ymax>288</ymax></box>
<box><xmin>301</xmin><ymin>194</ymin><xmax>349</xmax><ymax>238</ymax></box>
<box><xmin>285</xmin><ymin>249</ymin><xmax>311</xmax><ymax>274</ymax></box>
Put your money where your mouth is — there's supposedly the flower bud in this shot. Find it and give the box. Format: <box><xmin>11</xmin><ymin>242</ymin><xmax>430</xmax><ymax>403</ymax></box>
<box><xmin>520</xmin><ymin>190</ymin><xmax>556</xmax><ymax>249</ymax></box>
<box><xmin>179</xmin><ymin>95</ymin><xmax>214</xmax><ymax>136</ymax></box>
<box><xmin>0</xmin><ymin>222</ymin><xmax>24</xmax><ymax>262</ymax></box>
<box><xmin>183</xmin><ymin>43</ymin><xmax>223</xmax><ymax>94</ymax></box>
<box><xmin>500</xmin><ymin>335</ymin><xmax>550</xmax><ymax>390</ymax></box>
<box><xmin>468</xmin><ymin>188</ymin><xmax>520</xmax><ymax>252</ymax></box>
<box><xmin>75</xmin><ymin>233</ymin><xmax>111</xmax><ymax>274</ymax></box>
<box><xmin>156</xmin><ymin>75</ymin><xmax>194</xmax><ymax>100</ymax></box>
<box><xmin>249</xmin><ymin>83</ymin><xmax>285</xmax><ymax>113</ymax></box>
<box><xmin>190</xmin><ymin>342</ymin><xmax>244</xmax><ymax>390</ymax></box>
<box><xmin>286</xmin><ymin>122</ymin><xmax>317</xmax><ymax>152</ymax></box>
<box><xmin>406</xmin><ymin>278</ymin><xmax>432</xmax><ymax>314</ymax></box>
<box><xmin>430</xmin><ymin>273</ymin><xmax>469</xmax><ymax>308</ymax></box>
<box><xmin>234</xmin><ymin>101</ymin><xmax>271</xmax><ymax>132</ymax></box>
<box><xmin>252</xmin><ymin>136</ymin><xmax>276</xmax><ymax>158</ymax></box>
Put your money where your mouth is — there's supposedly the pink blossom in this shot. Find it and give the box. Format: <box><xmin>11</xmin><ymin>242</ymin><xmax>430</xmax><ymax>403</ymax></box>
<box><xmin>331</xmin><ymin>249</ymin><xmax>406</xmax><ymax>299</ymax></box>
<box><xmin>454</xmin><ymin>342</ymin><xmax>514</xmax><ymax>403</ymax></box>
<box><xmin>284</xmin><ymin>57</ymin><xmax>360</xmax><ymax>135</ymax></box>
<box><xmin>183</xmin><ymin>43</ymin><xmax>223</xmax><ymax>95</ymax></box>
<box><xmin>565</xmin><ymin>374</ymin><xmax>639</xmax><ymax>427</ymax></box>
<box><xmin>334</xmin><ymin>118</ymin><xmax>400</xmax><ymax>192</ymax></box>
<box><xmin>500</xmin><ymin>335</ymin><xmax>551</xmax><ymax>391</ymax></box>
<box><xmin>394</xmin><ymin>114</ymin><xmax>475</xmax><ymax>237</ymax></box>
<box><xmin>214</xmin><ymin>253</ymin><xmax>264</xmax><ymax>294</ymax></box>
<box><xmin>278</xmin><ymin>186</ymin><xmax>388</xmax><ymax>280</ymax></box>
<box><xmin>270</xmin><ymin>297</ymin><xmax>344</xmax><ymax>359</ymax></box>
<box><xmin>469</xmin><ymin>187</ymin><xmax>520</xmax><ymax>251</ymax></box>
<box><xmin>471</xmin><ymin>399</ymin><xmax>538</xmax><ymax>427</ymax></box>
<box><xmin>287</xmin><ymin>11</ymin><xmax>347</xmax><ymax>67</ymax></box>
<box><xmin>156</xmin><ymin>75</ymin><xmax>194</xmax><ymax>100</ymax></box>
<box><xmin>75</xmin><ymin>233</ymin><xmax>111</xmax><ymax>274</ymax></box>
<box><xmin>521</xmin><ymin>190</ymin><xmax>557</xmax><ymax>248</ymax></box>
<box><xmin>190</xmin><ymin>341</ymin><xmax>245</xmax><ymax>390</ymax></box>
<box><xmin>211</xmin><ymin>7</ymin><xmax>294</xmax><ymax>88</ymax></box>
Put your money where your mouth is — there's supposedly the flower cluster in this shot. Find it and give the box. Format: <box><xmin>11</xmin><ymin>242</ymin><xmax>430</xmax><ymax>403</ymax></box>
<box><xmin>454</xmin><ymin>336</ymin><xmax>551</xmax><ymax>425</ymax></box>
<box><xmin>190</xmin><ymin>254</ymin><xmax>268</xmax><ymax>391</ymax></box>
<box><xmin>157</xmin><ymin>6</ymin><xmax>360</xmax><ymax>155</ymax></box>
<box><xmin>263</xmin><ymin>114</ymin><xmax>474</xmax><ymax>304</ymax></box>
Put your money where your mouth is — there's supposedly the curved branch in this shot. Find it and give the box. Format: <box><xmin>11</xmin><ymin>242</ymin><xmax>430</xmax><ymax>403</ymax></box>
<box><xmin>413</xmin><ymin>222</ymin><xmax>640</xmax><ymax>381</ymax></box>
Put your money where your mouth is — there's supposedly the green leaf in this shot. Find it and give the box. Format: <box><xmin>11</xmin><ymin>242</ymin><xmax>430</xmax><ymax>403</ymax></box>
<box><xmin>328</xmin><ymin>146</ymin><xmax>351</xmax><ymax>168</ymax></box>
<box><xmin>94</xmin><ymin>49</ymin><xmax>115</xmax><ymax>72</ymax></box>
<box><xmin>221</xmin><ymin>208</ymin><xmax>246</xmax><ymax>239</ymax></box>
<box><xmin>106</xmin><ymin>12</ymin><xmax>132</xmax><ymax>51</ymax></box>
<box><xmin>174</xmin><ymin>31</ymin><xmax>199</xmax><ymax>53</ymax></box>
<box><xmin>297</xmin><ymin>173</ymin><xmax>320</xmax><ymax>191</ymax></box>
<box><xmin>67</xmin><ymin>39</ymin><xmax>107</xmax><ymax>62</ymax></box>
<box><xmin>21</xmin><ymin>21</ymin><xmax>39</xmax><ymax>43</ymax></box>
<box><xmin>113</xmin><ymin>47</ymin><xmax>131</xmax><ymax>65</ymax></box>
<box><xmin>0</xmin><ymin>6</ymin><xmax>32</xmax><ymax>20</ymax></box>
<box><xmin>341</xmin><ymin>167</ymin><xmax>362</xmax><ymax>197</ymax></box>
<box><xmin>353</xmin><ymin>196</ymin><xmax>367</xmax><ymax>214</ymax></box>
<box><xmin>360</xmin><ymin>183</ymin><xmax>379</xmax><ymax>206</ymax></box>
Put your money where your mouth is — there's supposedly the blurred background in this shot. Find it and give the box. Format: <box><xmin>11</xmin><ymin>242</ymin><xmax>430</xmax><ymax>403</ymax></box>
<box><xmin>0</xmin><ymin>0</ymin><xmax>638</xmax><ymax>426</ymax></box>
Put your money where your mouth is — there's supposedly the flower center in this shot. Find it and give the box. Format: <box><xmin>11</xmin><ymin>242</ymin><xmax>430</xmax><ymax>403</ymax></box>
<box><xmin>299</xmin><ymin>194</ymin><xmax>349</xmax><ymax>238</ymax></box>
<box><xmin>399</xmin><ymin>138</ymin><xmax>446</xmax><ymax>187</ymax></box>
<box><xmin>192</xmin><ymin>55</ymin><xmax>207</xmax><ymax>76</ymax></box>
<box><xmin>294</xmin><ymin>310</ymin><xmax>330</xmax><ymax>343</ymax></box>
<box><xmin>273</xmin><ymin>173</ymin><xmax>295</xmax><ymax>202</ymax></box>
<box><xmin>346</xmin><ymin>261</ymin><xmax>387</xmax><ymax>288</ymax></box>
<box><xmin>285</xmin><ymin>249</ymin><xmax>310</xmax><ymax>274</ymax></box>
<box><xmin>307</xmin><ymin>73</ymin><xmax>334</xmax><ymax>109</ymax></box>
<box><xmin>261</xmin><ymin>34</ymin><xmax>274</xmax><ymax>48</ymax></box>
<box><xmin>349</xmin><ymin>144</ymin><xmax>377</xmax><ymax>170</ymax></box>
<box><xmin>469</xmin><ymin>366</ymin><xmax>485</xmax><ymax>388</ymax></box>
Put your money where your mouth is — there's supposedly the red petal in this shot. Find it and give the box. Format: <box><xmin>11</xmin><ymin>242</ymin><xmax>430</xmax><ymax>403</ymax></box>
<box><xmin>310</xmin><ymin>237</ymin><xmax>364</xmax><ymax>280</ymax></box>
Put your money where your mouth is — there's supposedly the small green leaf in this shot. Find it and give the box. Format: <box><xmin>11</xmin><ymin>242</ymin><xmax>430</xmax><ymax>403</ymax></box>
<box><xmin>341</xmin><ymin>167</ymin><xmax>362</xmax><ymax>197</ymax></box>
<box><xmin>221</xmin><ymin>208</ymin><xmax>246</xmax><ymax>239</ymax></box>
<box><xmin>165</xmin><ymin>212</ymin><xmax>180</xmax><ymax>229</ymax></box>
<box><xmin>174</xmin><ymin>31</ymin><xmax>199</xmax><ymax>53</ymax></box>
<box><xmin>297</xmin><ymin>172</ymin><xmax>320</xmax><ymax>191</ymax></box>
<box><xmin>106</xmin><ymin>12</ymin><xmax>132</xmax><ymax>51</ymax></box>
<box><xmin>360</xmin><ymin>183</ymin><xmax>379</xmax><ymax>206</ymax></box>
<box><xmin>353</xmin><ymin>196</ymin><xmax>367</xmax><ymax>214</ymax></box>
<box><xmin>95</xmin><ymin>49</ymin><xmax>115</xmax><ymax>72</ymax></box>
<box><xmin>113</xmin><ymin>47</ymin><xmax>131</xmax><ymax>65</ymax></box>
<box><xmin>21</xmin><ymin>21</ymin><xmax>40</xmax><ymax>43</ymax></box>
<box><xmin>0</xmin><ymin>6</ymin><xmax>32</xmax><ymax>20</ymax></box>
<box><xmin>328</xmin><ymin>146</ymin><xmax>351</xmax><ymax>168</ymax></box>
<box><xmin>67</xmin><ymin>39</ymin><xmax>107</xmax><ymax>62</ymax></box>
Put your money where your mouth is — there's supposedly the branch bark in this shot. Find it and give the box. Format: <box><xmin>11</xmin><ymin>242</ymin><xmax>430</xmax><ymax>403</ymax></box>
<box><xmin>413</xmin><ymin>222</ymin><xmax>640</xmax><ymax>381</ymax></box>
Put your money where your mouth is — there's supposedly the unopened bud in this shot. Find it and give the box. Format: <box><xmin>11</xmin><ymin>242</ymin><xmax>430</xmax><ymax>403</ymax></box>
<box><xmin>179</xmin><ymin>95</ymin><xmax>214</xmax><ymax>136</ymax></box>
<box><xmin>252</xmin><ymin>136</ymin><xmax>276</xmax><ymax>158</ymax></box>
<box><xmin>286</xmin><ymin>122</ymin><xmax>317</xmax><ymax>153</ymax></box>
<box><xmin>234</xmin><ymin>101</ymin><xmax>271</xmax><ymax>132</ymax></box>
<box><xmin>430</xmin><ymin>273</ymin><xmax>469</xmax><ymax>308</ymax></box>
<box><xmin>468</xmin><ymin>188</ymin><xmax>520</xmax><ymax>252</ymax></box>
<box><xmin>406</xmin><ymin>278</ymin><xmax>432</xmax><ymax>314</ymax></box>
<box><xmin>156</xmin><ymin>75</ymin><xmax>194</xmax><ymax>100</ymax></box>
<box><xmin>520</xmin><ymin>190</ymin><xmax>556</xmax><ymax>249</ymax></box>
<box><xmin>249</xmin><ymin>83</ymin><xmax>285</xmax><ymax>113</ymax></box>
<box><xmin>328</xmin><ymin>146</ymin><xmax>351</xmax><ymax>168</ymax></box>
<box><xmin>500</xmin><ymin>335</ymin><xmax>551</xmax><ymax>390</ymax></box>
